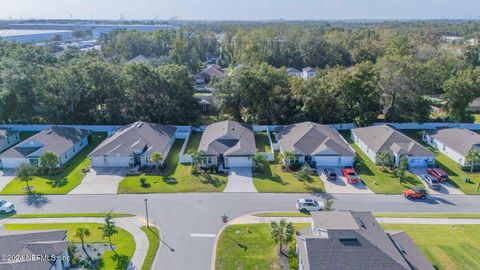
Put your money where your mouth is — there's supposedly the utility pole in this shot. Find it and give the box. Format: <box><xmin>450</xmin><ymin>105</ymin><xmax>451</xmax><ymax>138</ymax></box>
<box><xmin>144</xmin><ymin>198</ymin><xmax>149</xmax><ymax>227</ymax></box>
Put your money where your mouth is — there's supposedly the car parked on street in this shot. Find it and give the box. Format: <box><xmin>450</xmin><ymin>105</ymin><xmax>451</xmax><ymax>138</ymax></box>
<box><xmin>421</xmin><ymin>174</ymin><xmax>441</xmax><ymax>190</ymax></box>
<box><xmin>322</xmin><ymin>168</ymin><xmax>337</xmax><ymax>181</ymax></box>
<box><xmin>342</xmin><ymin>167</ymin><xmax>360</xmax><ymax>184</ymax></box>
<box><xmin>0</xmin><ymin>200</ymin><xmax>15</xmax><ymax>214</ymax></box>
<box><xmin>427</xmin><ymin>168</ymin><xmax>448</xmax><ymax>182</ymax></box>
<box><xmin>403</xmin><ymin>187</ymin><xmax>427</xmax><ymax>200</ymax></box>
<box><xmin>296</xmin><ymin>199</ymin><xmax>325</xmax><ymax>212</ymax></box>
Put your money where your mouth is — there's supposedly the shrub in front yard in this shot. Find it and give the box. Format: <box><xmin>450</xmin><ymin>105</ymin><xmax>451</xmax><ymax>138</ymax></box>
<box><xmin>139</xmin><ymin>177</ymin><xmax>150</xmax><ymax>188</ymax></box>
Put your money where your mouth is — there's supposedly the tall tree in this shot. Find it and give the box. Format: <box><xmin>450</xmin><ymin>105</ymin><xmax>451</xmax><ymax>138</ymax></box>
<box><xmin>99</xmin><ymin>212</ymin><xmax>118</xmax><ymax>252</ymax></box>
<box><xmin>16</xmin><ymin>163</ymin><xmax>37</xmax><ymax>192</ymax></box>
<box><xmin>39</xmin><ymin>151</ymin><xmax>59</xmax><ymax>176</ymax></box>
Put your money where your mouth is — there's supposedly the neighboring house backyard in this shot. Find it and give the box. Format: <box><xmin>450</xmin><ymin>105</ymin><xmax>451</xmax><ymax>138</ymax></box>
<box><xmin>253</xmin><ymin>154</ymin><xmax>325</xmax><ymax>193</ymax></box>
<box><xmin>184</xmin><ymin>132</ymin><xmax>202</xmax><ymax>154</ymax></box>
<box><xmin>404</xmin><ymin>130</ymin><xmax>480</xmax><ymax>195</ymax></box>
<box><xmin>382</xmin><ymin>223</ymin><xmax>480</xmax><ymax>270</ymax></box>
<box><xmin>118</xmin><ymin>140</ymin><xmax>227</xmax><ymax>193</ymax></box>
<box><xmin>1</xmin><ymin>133</ymin><xmax>107</xmax><ymax>195</ymax></box>
<box><xmin>215</xmin><ymin>223</ymin><xmax>309</xmax><ymax>270</ymax></box>
<box><xmin>255</xmin><ymin>132</ymin><xmax>272</xmax><ymax>153</ymax></box>
<box><xmin>340</xmin><ymin>131</ymin><xmax>423</xmax><ymax>194</ymax></box>
<box><xmin>4</xmin><ymin>222</ymin><xmax>135</xmax><ymax>270</ymax></box>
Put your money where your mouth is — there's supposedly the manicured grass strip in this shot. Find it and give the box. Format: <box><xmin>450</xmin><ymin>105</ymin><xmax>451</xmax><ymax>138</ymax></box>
<box><xmin>402</xmin><ymin>130</ymin><xmax>480</xmax><ymax>195</ymax></box>
<box><xmin>253</xmin><ymin>212</ymin><xmax>311</xmax><ymax>217</ymax></box>
<box><xmin>215</xmin><ymin>223</ymin><xmax>309</xmax><ymax>270</ymax></box>
<box><xmin>253</xmin><ymin>158</ymin><xmax>324</xmax><ymax>193</ymax></box>
<box><xmin>340</xmin><ymin>130</ymin><xmax>423</xmax><ymax>194</ymax></box>
<box><xmin>1</xmin><ymin>133</ymin><xmax>107</xmax><ymax>195</ymax></box>
<box><xmin>118</xmin><ymin>140</ymin><xmax>227</xmax><ymax>193</ymax></box>
<box><xmin>381</xmin><ymin>224</ymin><xmax>480</xmax><ymax>270</ymax></box>
<box><xmin>8</xmin><ymin>213</ymin><xmax>134</xmax><ymax>219</ymax></box>
<box><xmin>255</xmin><ymin>132</ymin><xmax>272</xmax><ymax>153</ymax></box>
<box><xmin>185</xmin><ymin>132</ymin><xmax>202</xmax><ymax>154</ymax></box>
<box><xmin>375</xmin><ymin>213</ymin><xmax>480</xmax><ymax>219</ymax></box>
<box><xmin>141</xmin><ymin>226</ymin><xmax>160</xmax><ymax>270</ymax></box>
<box><xmin>4</xmin><ymin>222</ymin><xmax>135</xmax><ymax>270</ymax></box>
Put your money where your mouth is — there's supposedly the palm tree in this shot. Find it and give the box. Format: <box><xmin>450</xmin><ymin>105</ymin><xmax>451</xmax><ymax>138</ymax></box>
<box><xmin>253</xmin><ymin>152</ymin><xmax>269</xmax><ymax>172</ymax></box>
<box><xmin>294</xmin><ymin>164</ymin><xmax>314</xmax><ymax>184</ymax></box>
<box><xmin>74</xmin><ymin>227</ymin><xmax>92</xmax><ymax>260</ymax></box>
<box><xmin>270</xmin><ymin>219</ymin><xmax>294</xmax><ymax>257</ymax></box>
<box><xmin>323</xmin><ymin>197</ymin><xmax>335</xmax><ymax>211</ymax></box>
<box><xmin>281</xmin><ymin>151</ymin><xmax>295</xmax><ymax>165</ymax></box>
<box><xmin>376</xmin><ymin>151</ymin><xmax>392</xmax><ymax>169</ymax></box>
<box><xmin>466</xmin><ymin>150</ymin><xmax>480</xmax><ymax>173</ymax></box>
<box><xmin>150</xmin><ymin>152</ymin><xmax>163</xmax><ymax>173</ymax></box>
<box><xmin>16</xmin><ymin>162</ymin><xmax>37</xmax><ymax>193</ymax></box>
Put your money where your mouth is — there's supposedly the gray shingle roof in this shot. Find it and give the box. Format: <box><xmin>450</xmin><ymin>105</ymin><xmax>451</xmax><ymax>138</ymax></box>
<box><xmin>199</xmin><ymin>120</ymin><xmax>255</xmax><ymax>156</ymax></box>
<box><xmin>303</xmin><ymin>211</ymin><xmax>434</xmax><ymax>270</ymax></box>
<box><xmin>352</xmin><ymin>125</ymin><xmax>434</xmax><ymax>157</ymax></box>
<box><xmin>275</xmin><ymin>122</ymin><xmax>355</xmax><ymax>156</ymax></box>
<box><xmin>287</xmin><ymin>67</ymin><xmax>301</xmax><ymax>74</ymax></box>
<box><xmin>0</xmin><ymin>126</ymin><xmax>90</xmax><ymax>158</ymax></box>
<box><xmin>0</xmin><ymin>230</ymin><xmax>68</xmax><ymax>270</ymax></box>
<box><xmin>89</xmin><ymin>121</ymin><xmax>176</xmax><ymax>157</ymax></box>
<box><xmin>426</xmin><ymin>128</ymin><xmax>480</xmax><ymax>156</ymax></box>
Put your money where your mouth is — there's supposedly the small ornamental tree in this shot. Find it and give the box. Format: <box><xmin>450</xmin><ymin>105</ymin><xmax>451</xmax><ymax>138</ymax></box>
<box><xmin>99</xmin><ymin>212</ymin><xmax>118</xmax><ymax>252</ymax></box>
<box><xmin>253</xmin><ymin>152</ymin><xmax>269</xmax><ymax>172</ymax></box>
<box><xmin>39</xmin><ymin>151</ymin><xmax>59</xmax><ymax>175</ymax></box>
<box><xmin>74</xmin><ymin>227</ymin><xmax>92</xmax><ymax>260</ymax></box>
<box><xmin>16</xmin><ymin>162</ymin><xmax>37</xmax><ymax>192</ymax></box>
<box><xmin>270</xmin><ymin>219</ymin><xmax>294</xmax><ymax>257</ymax></box>
<box><xmin>150</xmin><ymin>151</ymin><xmax>163</xmax><ymax>173</ymax></box>
<box><xmin>466</xmin><ymin>150</ymin><xmax>480</xmax><ymax>173</ymax></box>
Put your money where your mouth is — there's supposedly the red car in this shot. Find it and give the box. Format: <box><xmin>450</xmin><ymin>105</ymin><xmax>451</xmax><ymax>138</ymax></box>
<box><xmin>427</xmin><ymin>168</ymin><xmax>448</xmax><ymax>182</ymax></box>
<box><xmin>342</xmin><ymin>167</ymin><xmax>360</xmax><ymax>184</ymax></box>
<box><xmin>403</xmin><ymin>187</ymin><xmax>427</xmax><ymax>200</ymax></box>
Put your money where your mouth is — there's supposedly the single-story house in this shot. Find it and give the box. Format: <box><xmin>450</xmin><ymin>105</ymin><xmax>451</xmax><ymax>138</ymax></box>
<box><xmin>0</xmin><ymin>229</ymin><xmax>70</xmax><ymax>270</ymax></box>
<box><xmin>275</xmin><ymin>122</ymin><xmax>355</xmax><ymax>167</ymax></box>
<box><xmin>0</xmin><ymin>128</ymin><xmax>20</xmax><ymax>153</ymax></box>
<box><xmin>287</xmin><ymin>67</ymin><xmax>302</xmax><ymax>77</ymax></box>
<box><xmin>198</xmin><ymin>120</ymin><xmax>256</xmax><ymax>168</ymax></box>
<box><xmin>424</xmin><ymin>128</ymin><xmax>480</xmax><ymax>167</ymax></box>
<box><xmin>0</xmin><ymin>126</ymin><xmax>90</xmax><ymax>169</ymax></box>
<box><xmin>296</xmin><ymin>211</ymin><xmax>434</xmax><ymax>270</ymax></box>
<box><xmin>468</xmin><ymin>97</ymin><xmax>480</xmax><ymax>112</ymax></box>
<box><xmin>195</xmin><ymin>64</ymin><xmax>227</xmax><ymax>90</ymax></box>
<box><xmin>302</xmin><ymin>67</ymin><xmax>316</xmax><ymax>80</ymax></box>
<box><xmin>89</xmin><ymin>121</ymin><xmax>176</xmax><ymax>168</ymax></box>
<box><xmin>351</xmin><ymin>125</ymin><xmax>435</xmax><ymax>167</ymax></box>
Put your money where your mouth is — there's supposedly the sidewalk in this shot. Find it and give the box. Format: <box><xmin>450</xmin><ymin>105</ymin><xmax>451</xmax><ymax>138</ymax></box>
<box><xmin>0</xmin><ymin>216</ymin><xmax>149</xmax><ymax>269</ymax></box>
<box><xmin>230</xmin><ymin>214</ymin><xmax>480</xmax><ymax>225</ymax></box>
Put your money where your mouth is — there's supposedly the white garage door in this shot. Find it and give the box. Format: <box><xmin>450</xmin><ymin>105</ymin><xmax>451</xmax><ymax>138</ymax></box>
<box><xmin>226</xmin><ymin>157</ymin><xmax>253</xmax><ymax>168</ymax></box>
<box><xmin>408</xmin><ymin>157</ymin><xmax>429</xmax><ymax>168</ymax></box>
<box><xmin>0</xmin><ymin>158</ymin><xmax>28</xmax><ymax>169</ymax></box>
<box><xmin>91</xmin><ymin>156</ymin><xmax>131</xmax><ymax>167</ymax></box>
<box><xmin>314</xmin><ymin>156</ymin><xmax>354</xmax><ymax>167</ymax></box>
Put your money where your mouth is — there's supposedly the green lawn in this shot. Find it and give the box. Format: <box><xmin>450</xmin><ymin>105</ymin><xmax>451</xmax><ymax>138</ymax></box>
<box><xmin>255</xmin><ymin>132</ymin><xmax>272</xmax><ymax>153</ymax></box>
<box><xmin>469</xmin><ymin>113</ymin><xmax>480</xmax><ymax>123</ymax></box>
<box><xmin>375</xmin><ymin>213</ymin><xmax>480</xmax><ymax>219</ymax></box>
<box><xmin>1</xmin><ymin>133</ymin><xmax>107</xmax><ymax>195</ymax></box>
<box><xmin>215</xmin><ymin>223</ymin><xmax>309</xmax><ymax>270</ymax></box>
<box><xmin>141</xmin><ymin>226</ymin><xmax>160</xmax><ymax>270</ymax></box>
<box><xmin>185</xmin><ymin>132</ymin><xmax>202</xmax><ymax>154</ymax></box>
<box><xmin>5</xmin><ymin>213</ymin><xmax>134</xmax><ymax>219</ymax></box>
<box><xmin>403</xmin><ymin>130</ymin><xmax>480</xmax><ymax>195</ymax></box>
<box><xmin>253</xmin><ymin>155</ymin><xmax>325</xmax><ymax>193</ymax></box>
<box><xmin>4</xmin><ymin>222</ymin><xmax>135</xmax><ymax>270</ymax></box>
<box><xmin>381</xmin><ymin>224</ymin><xmax>480</xmax><ymax>270</ymax></box>
<box><xmin>118</xmin><ymin>140</ymin><xmax>227</xmax><ymax>193</ymax></box>
<box><xmin>340</xmin><ymin>131</ymin><xmax>423</xmax><ymax>194</ymax></box>
<box><xmin>253</xmin><ymin>212</ymin><xmax>311</xmax><ymax>217</ymax></box>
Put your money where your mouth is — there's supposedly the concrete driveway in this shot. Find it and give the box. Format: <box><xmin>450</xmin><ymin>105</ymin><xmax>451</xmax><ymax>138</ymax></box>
<box><xmin>410</xmin><ymin>168</ymin><xmax>464</xmax><ymax>195</ymax></box>
<box><xmin>69</xmin><ymin>167</ymin><xmax>128</xmax><ymax>195</ymax></box>
<box><xmin>224</xmin><ymin>167</ymin><xmax>257</xmax><ymax>192</ymax></box>
<box><xmin>0</xmin><ymin>169</ymin><xmax>16</xmax><ymax>191</ymax></box>
<box><xmin>317</xmin><ymin>167</ymin><xmax>374</xmax><ymax>194</ymax></box>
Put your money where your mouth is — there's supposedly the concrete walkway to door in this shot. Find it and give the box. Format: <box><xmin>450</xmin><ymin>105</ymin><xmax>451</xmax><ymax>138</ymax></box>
<box><xmin>224</xmin><ymin>167</ymin><xmax>257</xmax><ymax>192</ymax></box>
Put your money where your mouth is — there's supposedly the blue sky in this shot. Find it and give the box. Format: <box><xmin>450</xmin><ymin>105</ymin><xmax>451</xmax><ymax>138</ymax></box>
<box><xmin>1</xmin><ymin>0</ymin><xmax>480</xmax><ymax>20</ymax></box>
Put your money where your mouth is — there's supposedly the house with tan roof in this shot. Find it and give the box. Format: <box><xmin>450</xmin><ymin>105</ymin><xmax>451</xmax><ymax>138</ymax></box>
<box><xmin>351</xmin><ymin>125</ymin><xmax>435</xmax><ymax>167</ymax></box>
<box><xmin>88</xmin><ymin>121</ymin><xmax>176</xmax><ymax>168</ymax></box>
<box><xmin>198</xmin><ymin>120</ymin><xmax>256</xmax><ymax>168</ymax></box>
<box><xmin>275</xmin><ymin>122</ymin><xmax>355</xmax><ymax>167</ymax></box>
<box><xmin>423</xmin><ymin>128</ymin><xmax>480</xmax><ymax>167</ymax></box>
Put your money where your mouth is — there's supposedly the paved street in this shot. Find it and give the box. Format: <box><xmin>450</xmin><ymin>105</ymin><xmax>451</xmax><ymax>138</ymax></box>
<box><xmin>2</xmin><ymin>193</ymin><xmax>480</xmax><ymax>270</ymax></box>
